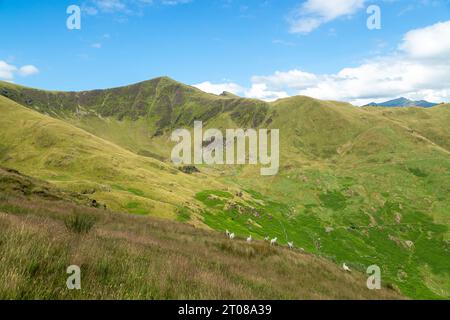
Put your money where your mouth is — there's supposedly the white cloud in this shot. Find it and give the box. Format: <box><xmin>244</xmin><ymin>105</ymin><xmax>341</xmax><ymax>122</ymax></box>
<box><xmin>252</xmin><ymin>70</ymin><xmax>318</xmax><ymax>91</ymax></box>
<box><xmin>296</xmin><ymin>57</ymin><xmax>450</xmax><ymax>105</ymax></box>
<box><xmin>245</xmin><ymin>84</ymin><xmax>289</xmax><ymax>101</ymax></box>
<box><xmin>291</xmin><ymin>20</ymin><xmax>450</xmax><ymax>104</ymax></box>
<box><xmin>193</xmin><ymin>20</ymin><xmax>450</xmax><ymax>105</ymax></box>
<box><xmin>18</xmin><ymin>65</ymin><xmax>39</xmax><ymax>76</ymax></box>
<box><xmin>192</xmin><ymin>81</ymin><xmax>288</xmax><ymax>102</ymax></box>
<box><xmin>91</xmin><ymin>43</ymin><xmax>102</xmax><ymax>49</ymax></box>
<box><xmin>0</xmin><ymin>61</ymin><xmax>39</xmax><ymax>81</ymax></box>
<box><xmin>0</xmin><ymin>61</ymin><xmax>17</xmax><ymax>81</ymax></box>
<box><xmin>399</xmin><ymin>20</ymin><xmax>450</xmax><ymax>60</ymax></box>
<box><xmin>193</xmin><ymin>81</ymin><xmax>245</xmax><ymax>96</ymax></box>
<box><xmin>289</xmin><ymin>0</ymin><xmax>366</xmax><ymax>34</ymax></box>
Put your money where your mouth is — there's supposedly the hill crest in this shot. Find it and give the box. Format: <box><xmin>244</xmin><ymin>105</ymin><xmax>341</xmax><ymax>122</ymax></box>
<box><xmin>364</xmin><ymin>97</ymin><xmax>438</xmax><ymax>108</ymax></box>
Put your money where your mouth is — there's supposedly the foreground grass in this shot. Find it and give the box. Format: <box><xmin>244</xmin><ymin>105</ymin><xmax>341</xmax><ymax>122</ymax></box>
<box><xmin>0</xmin><ymin>192</ymin><xmax>402</xmax><ymax>300</ymax></box>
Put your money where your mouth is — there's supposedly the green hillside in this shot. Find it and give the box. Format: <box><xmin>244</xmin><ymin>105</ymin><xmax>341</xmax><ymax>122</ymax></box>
<box><xmin>0</xmin><ymin>79</ymin><xmax>449</xmax><ymax>299</ymax></box>
<box><xmin>0</xmin><ymin>78</ymin><xmax>268</xmax><ymax>160</ymax></box>
<box><xmin>0</xmin><ymin>95</ymin><xmax>228</xmax><ymax>223</ymax></box>
<box><xmin>0</xmin><ymin>167</ymin><xmax>402</xmax><ymax>299</ymax></box>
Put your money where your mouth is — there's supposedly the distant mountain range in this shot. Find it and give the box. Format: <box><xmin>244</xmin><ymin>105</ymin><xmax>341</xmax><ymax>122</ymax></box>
<box><xmin>364</xmin><ymin>97</ymin><xmax>439</xmax><ymax>108</ymax></box>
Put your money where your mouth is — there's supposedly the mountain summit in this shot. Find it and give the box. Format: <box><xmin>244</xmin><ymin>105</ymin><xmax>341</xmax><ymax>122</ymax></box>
<box><xmin>364</xmin><ymin>97</ymin><xmax>438</xmax><ymax>108</ymax></box>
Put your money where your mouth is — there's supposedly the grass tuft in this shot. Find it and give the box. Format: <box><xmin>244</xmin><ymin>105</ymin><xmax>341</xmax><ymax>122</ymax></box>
<box><xmin>64</xmin><ymin>212</ymin><xmax>96</xmax><ymax>234</ymax></box>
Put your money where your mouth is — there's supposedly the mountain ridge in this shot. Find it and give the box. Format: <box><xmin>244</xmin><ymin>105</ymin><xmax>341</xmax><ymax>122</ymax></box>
<box><xmin>364</xmin><ymin>97</ymin><xmax>439</xmax><ymax>108</ymax></box>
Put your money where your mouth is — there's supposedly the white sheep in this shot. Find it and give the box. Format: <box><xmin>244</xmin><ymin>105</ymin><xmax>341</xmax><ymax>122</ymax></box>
<box><xmin>270</xmin><ymin>237</ymin><xmax>278</xmax><ymax>246</ymax></box>
<box><xmin>226</xmin><ymin>230</ymin><xmax>230</xmax><ymax>238</ymax></box>
<box><xmin>343</xmin><ymin>263</ymin><xmax>351</xmax><ymax>272</ymax></box>
<box><xmin>247</xmin><ymin>235</ymin><xmax>252</xmax><ymax>243</ymax></box>
<box><xmin>264</xmin><ymin>236</ymin><xmax>270</xmax><ymax>242</ymax></box>
<box><xmin>229</xmin><ymin>233</ymin><xmax>235</xmax><ymax>240</ymax></box>
<box><xmin>288</xmin><ymin>241</ymin><xmax>294</xmax><ymax>249</ymax></box>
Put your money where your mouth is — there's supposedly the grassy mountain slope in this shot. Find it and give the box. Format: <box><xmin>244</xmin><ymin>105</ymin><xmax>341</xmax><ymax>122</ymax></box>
<box><xmin>0</xmin><ymin>78</ymin><xmax>269</xmax><ymax>161</ymax></box>
<box><xmin>0</xmin><ymin>95</ymin><xmax>228</xmax><ymax>223</ymax></box>
<box><xmin>0</xmin><ymin>167</ymin><xmax>402</xmax><ymax>299</ymax></box>
<box><xmin>209</xmin><ymin>99</ymin><xmax>450</xmax><ymax>299</ymax></box>
<box><xmin>0</xmin><ymin>79</ymin><xmax>449</xmax><ymax>299</ymax></box>
<box><xmin>368</xmin><ymin>104</ymin><xmax>450</xmax><ymax>153</ymax></box>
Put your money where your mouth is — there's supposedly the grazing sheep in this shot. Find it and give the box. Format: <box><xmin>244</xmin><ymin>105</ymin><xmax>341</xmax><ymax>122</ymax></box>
<box><xmin>247</xmin><ymin>235</ymin><xmax>252</xmax><ymax>243</ymax></box>
<box><xmin>229</xmin><ymin>233</ymin><xmax>235</xmax><ymax>240</ymax></box>
<box><xmin>264</xmin><ymin>236</ymin><xmax>270</xmax><ymax>242</ymax></box>
<box><xmin>226</xmin><ymin>230</ymin><xmax>230</xmax><ymax>238</ymax></box>
<box><xmin>288</xmin><ymin>241</ymin><xmax>294</xmax><ymax>249</ymax></box>
<box><xmin>343</xmin><ymin>263</ymin><xmax>351</xmax><ymax>272</ymax></box>
<box><xmin>270</xmin><ymin>237</ymin><xmax>278</xmax><ymax>246</ymax></box>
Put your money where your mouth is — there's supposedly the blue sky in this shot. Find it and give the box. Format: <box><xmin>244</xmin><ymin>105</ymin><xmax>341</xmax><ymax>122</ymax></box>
<box><xmin>1</xmin><ymin>0</ymin><xmax>450</xmax><ymax>104</ymax></box>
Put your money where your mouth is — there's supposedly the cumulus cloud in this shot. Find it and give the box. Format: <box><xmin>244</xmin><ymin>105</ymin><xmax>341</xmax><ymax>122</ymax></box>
<box><xmin>0</xmin><ymin>61</ymin><xmax>17</xmax><ymax>81</ymax></box>
<box><xmin>0</xmin><ymin>61</ymin><xmax>39</xmax><ymax>81</ymax></box>
<box><xmin>192</xmin><ymin>80</ymin><xmax>289</xmax><ymax>102</ymax></box>
<box><xmin>245</xmin><ymin>84</ymin><xmax>289</xmax><ymax>101</ymax></box>
<box><xmin>251</xmin><ymin>70</ymin><xmax>318</xmax><ymax>91</ymax></box>
<box><xmin>399</xmin><ymin>20</ymin><xmax>450</xmax><ymax>60</ymax></box>
<box><xmin>18</xmin><ymin>65</ymin><xmax>39</xmax><ymax>76</ymax></box>
<box><xmin>193</xmin><ymin>81</ymin><xmax>245</xmax><ymax>96</ymax></box>
<box><xmin>194</xmin><ymin>20</ymin><xmax>450</xmax><ymax>105</ymax></box>
<box><xmin>296</xmin><ymin>57</ymin><xmax>450</xmax><ymax>105</ymax></box>
<box><xmin>289</xmin><ymin>0</ymin><xmax>366</xmax><ymax>34</ymax></box>
<box><xmin>192</xmin><ymin>81</ymin><xmax>288</xmax><ymax>102</ymax></box>
<box><xmin>292</xmin><ymin>20</ymin><xmax>450</xmax><ymax>104</ymax></box>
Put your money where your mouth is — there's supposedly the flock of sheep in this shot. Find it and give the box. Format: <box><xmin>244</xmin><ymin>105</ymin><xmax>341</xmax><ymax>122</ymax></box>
<box><xmin>225</xmin><ymin>229</ymin><xmax>352</xmax><ymax>272</ymax></box>
<box><xmin>226</xmin><ymin>229</ymin><xmax>295</xmax><ymax>250</ymax></box>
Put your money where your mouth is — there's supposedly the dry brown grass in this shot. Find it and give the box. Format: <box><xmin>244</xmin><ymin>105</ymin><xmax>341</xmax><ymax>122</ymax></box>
<box><xmin>0</xmin><ymin>191</ymin><xmax>403</xmax><ymax>300</ymax></box>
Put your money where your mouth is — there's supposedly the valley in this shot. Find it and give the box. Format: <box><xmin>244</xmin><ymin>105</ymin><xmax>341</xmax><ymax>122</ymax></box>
<box><xmin>0</xmin><ymin>77</ymin><xmax>449</xmax><ymax>299</ymax></box>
